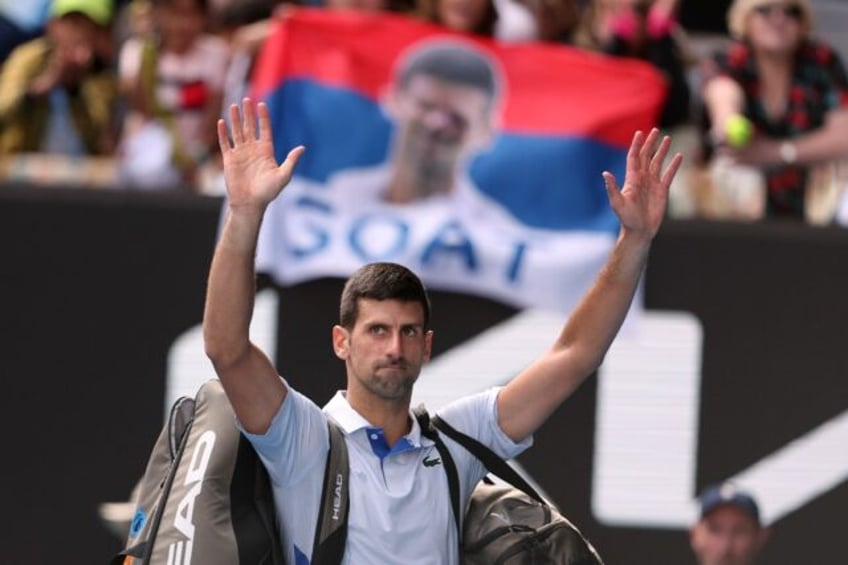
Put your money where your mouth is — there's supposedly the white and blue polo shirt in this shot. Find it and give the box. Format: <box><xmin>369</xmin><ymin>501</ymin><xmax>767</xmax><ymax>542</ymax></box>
<box><xmin>242</xmin><ymin>382</ymin><xmax>532</xmax><ymax>564</ymax></box>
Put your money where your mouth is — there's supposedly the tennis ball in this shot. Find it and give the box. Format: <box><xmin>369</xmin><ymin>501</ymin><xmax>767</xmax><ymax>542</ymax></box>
<box><xmin>725</xmin><ymin>114</ymin><xmax>753</xmax><ymax>148</ymax></box>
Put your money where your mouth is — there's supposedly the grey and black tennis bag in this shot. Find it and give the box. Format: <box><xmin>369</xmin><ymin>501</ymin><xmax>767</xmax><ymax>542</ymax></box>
<box><xmin>111</xmin><ymin>379</ymin><xmax>285</xmax><ymax>564</ymax></box>
<box><xmin>112</xmin><ymin>378</ymin><xmax>348</xmax><ymax>565</ymax></box>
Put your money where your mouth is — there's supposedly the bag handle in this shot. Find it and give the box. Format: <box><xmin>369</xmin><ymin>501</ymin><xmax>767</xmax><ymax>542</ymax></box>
<box><xmin>413</xmin><ymin>407</ymin><xmax>462</xmax><ymax>535</ymax></box>
<box><xmin>430</xmin><ymin>413</ymin><xmax>548</xmax><ymax>507</ymax></box>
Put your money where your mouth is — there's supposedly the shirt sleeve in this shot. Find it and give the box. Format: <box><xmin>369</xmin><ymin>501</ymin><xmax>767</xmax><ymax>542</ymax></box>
<box><xmin>0</xmin><ymin>39</ymin><xmax>46</xmax><ymax>121</ymax></box>
<box><xmin>238</xmin><ymin>379</ymin><xmax>330</xmax><ymax>486</ymax></box>
<box><xmin>435</xmin><ymin>386</ymin><xmax>533</xmax><ymax>461</ymax></box>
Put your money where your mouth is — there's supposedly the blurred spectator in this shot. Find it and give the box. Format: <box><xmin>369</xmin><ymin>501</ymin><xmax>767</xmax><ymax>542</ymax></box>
<box><xmin>0</xmin><ymin>0</ymin><xmax>52</xmax><ymax>63</ymax></box>
<box><xmin>571</xmin><ymin>0</ymin><xmax>696</xmax><ymax>219</ymax></box>
<box><xmin>690</xmin><ymin>483</ymin><xmax>769</xmax><ymax>565</ymax></box>
<box><xmin>416</xmin><ymin>0</ymin><xmax>544</xmax><ymax>42</ymax></box>
<box><xmin>117</xmin><ymin>0</ymin><xmax>155</xmax><ymax>41</ymax></box>
<box><xmin>117</xmin><ymin>0</ymin><xmax>229</xmax><ymax>190</ymax></box>
<box><xmin>574</xmin><ymin>0</ymin><xmax>693</xmax><ymax>129</ymax></box>
<box><xmin>700</xmin><ymin>0</ymin><xmax>848</xmax><ymax>222</ymax></box>
<box><xmin>516</xmin><ymin>0</ymin><xmax>579</xmax><ymax>43</ymax></box>
<box><xmin>416</xmin><ymin>0</ymin><xmax>500</xmax><ymax>37</ymax></box>
<box><xmin>213</xmin><ymin>0</ymin><xmax>283</xmax><ymax>113</ymax></box>
<box><xmin>0</xmin><ymin>0</ymin><xmax>118</xmax><ymax>156</ymax></box>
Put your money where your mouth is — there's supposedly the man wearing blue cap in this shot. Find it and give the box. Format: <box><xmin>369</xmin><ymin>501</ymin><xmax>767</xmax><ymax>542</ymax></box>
<box><xmin>690</xmin><ymin>483</ymin><xmax>770</xmax><ymax>565</ymax></box>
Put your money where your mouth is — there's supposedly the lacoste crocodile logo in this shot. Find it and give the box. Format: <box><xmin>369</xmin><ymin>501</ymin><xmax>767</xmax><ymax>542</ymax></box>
<box><xmin>422</xmin><ymin>455</ymin><xmax>442</xmax><ymax>467</ymax></box>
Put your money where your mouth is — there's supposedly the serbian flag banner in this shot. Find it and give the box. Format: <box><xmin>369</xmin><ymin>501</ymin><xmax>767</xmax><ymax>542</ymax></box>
<box><xmin>249</xmin><ymin>9</ymin><xmax>666</xmax><ymax>313</ymax></box>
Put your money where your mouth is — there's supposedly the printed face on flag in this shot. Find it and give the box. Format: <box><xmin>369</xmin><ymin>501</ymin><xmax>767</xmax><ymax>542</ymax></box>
<box><xmin>383</xmin><ymin>39</ymin><xmax>500</xmax><ymax>202</ymax></box>
<box><xmin>388</xmin><ymin>74</ymin><xmax>492</xmax><ymax>183</ymax></box>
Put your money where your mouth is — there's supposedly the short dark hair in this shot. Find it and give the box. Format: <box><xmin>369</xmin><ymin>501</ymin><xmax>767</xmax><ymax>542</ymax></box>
<box><xmin>396</xmin><ymin>40</ymin><xmax>500</xmax><ymax>107</ymax></box>
<box><xmin>339</xmin><ymin>262</ymin><xmax>431</xmax><ymax>330</ymax></box>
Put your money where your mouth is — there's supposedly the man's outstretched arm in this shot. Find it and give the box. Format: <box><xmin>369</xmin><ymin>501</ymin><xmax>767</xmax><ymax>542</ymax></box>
<box><xmin>497</xmin><ymin>128</ymin><xmax>682</xmax><ymax>442</ymax></box>
<box><xmin>203</xmin><ymin>99</ymin><xmax>304</xmax><ymax>434</ymax></box>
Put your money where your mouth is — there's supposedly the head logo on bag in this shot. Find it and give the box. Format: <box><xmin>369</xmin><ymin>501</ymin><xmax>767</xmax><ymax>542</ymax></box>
<box><xmin>170</xmin><ymin>430</ymin><xmax>216</xmax><ymax>563</ymax></box>
<box><xmin>332</xmin><ymin>472</ymin><xmax>345</xmax><ymax>522</ymax></box>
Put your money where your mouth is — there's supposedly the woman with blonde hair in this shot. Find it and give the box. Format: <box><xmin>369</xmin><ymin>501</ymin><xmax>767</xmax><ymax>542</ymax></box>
<box><xmin>701</xmin><ymin>0</ymin><xmax>848</xmax><ymax>220</ymax></box>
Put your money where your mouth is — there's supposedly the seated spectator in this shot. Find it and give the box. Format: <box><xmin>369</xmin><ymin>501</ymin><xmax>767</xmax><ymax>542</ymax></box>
<box><xmin>573</xmin><ymin>0</ymin><xmax>693</xmax><ymax>130</ymax></box>
<box><xmin>0</xmin><ymin>0</ymin><xmax>117</xmax><ymax>156</ymax></box>
<box><xmin>690</xmin><ymin>483</ymin><xmax>770</xmax><ymax>565</ymax></box>
<box><xmin>117</xmin><ymin>0</ymin><xmax>230</xmax><ymax>190</ymax></box>
<box><xmin>700</xmin><ymin>0</ymin><xmax>848</xmax><ymax>221</ymax></box>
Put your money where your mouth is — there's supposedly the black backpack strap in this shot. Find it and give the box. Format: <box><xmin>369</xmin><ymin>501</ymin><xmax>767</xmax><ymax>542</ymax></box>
<box><xmin>139</xmin><ymin>399</ymin><xmax>197</xmax><ymax>563</ymax></box>
<box><xmin>311</xmin><ymin>418</ymin><xmax>350</xmax><ymax>565</ymax></box>
<box><xmin>412</xmin><ymin>406</ymin><xmax>461</xmax><ymax>535</ymax></box>
<box><xmin>239</xmin><ymin>435</ymin><xmax>286</xmax><ymax>564</ymax></box>
<box><xmin>431</xmin><ymin>414</ymin><xmax>547</xmax><ymax>506</ymax></box>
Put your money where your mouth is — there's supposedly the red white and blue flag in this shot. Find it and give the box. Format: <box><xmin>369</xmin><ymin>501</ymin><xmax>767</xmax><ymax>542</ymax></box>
<box><xmin>249</xmin><ymin>9</ymin><xmax>666</xmax><ymax>313</ymax></box>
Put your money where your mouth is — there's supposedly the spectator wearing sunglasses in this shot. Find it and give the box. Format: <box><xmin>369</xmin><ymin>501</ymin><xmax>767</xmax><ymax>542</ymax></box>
<box><xmin>699</xmin><ymin>0</ymin><xmax>848</xmax><ymax>221</ymax></box>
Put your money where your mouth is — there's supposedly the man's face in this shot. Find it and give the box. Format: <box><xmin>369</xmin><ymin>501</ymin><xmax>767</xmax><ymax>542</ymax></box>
<box><xmin>690</xmin><ymin>505</ymin><xmax>768</xmax><ymax>565</ymax></box>
<box><xmin>48</xmin><ymin>15</ymin><xmax>98</xmax><ymax>74</ymax></box>
<box><xmin>334</xmin><ymin>298</ymin><xmax>433</xmax><ymax>402</ymax></box>
<box><xmin>389</xmin><ymin>73</ymin><xmax>493</xmax><ymax>177</ymax></box>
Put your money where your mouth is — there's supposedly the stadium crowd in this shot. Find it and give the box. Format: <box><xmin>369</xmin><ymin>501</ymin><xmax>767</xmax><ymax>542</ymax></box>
<box><xmin>1</xmin><ymin>0</ymin><xmax>847</xmax><ymax>224</ymax></box>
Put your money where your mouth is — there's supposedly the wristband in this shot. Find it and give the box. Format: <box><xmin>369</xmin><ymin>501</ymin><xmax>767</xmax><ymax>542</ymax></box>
<box><xmin>779</xmin><ymin>141</ymin><xmax>798</xmax><ymax>164</ymax></box>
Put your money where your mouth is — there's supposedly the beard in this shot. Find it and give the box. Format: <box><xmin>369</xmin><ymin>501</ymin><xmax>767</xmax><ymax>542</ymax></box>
<box><xmin>360</xmin><ymin>359</ymin><xmax>420</xmax><ymax>401</ymax></box>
